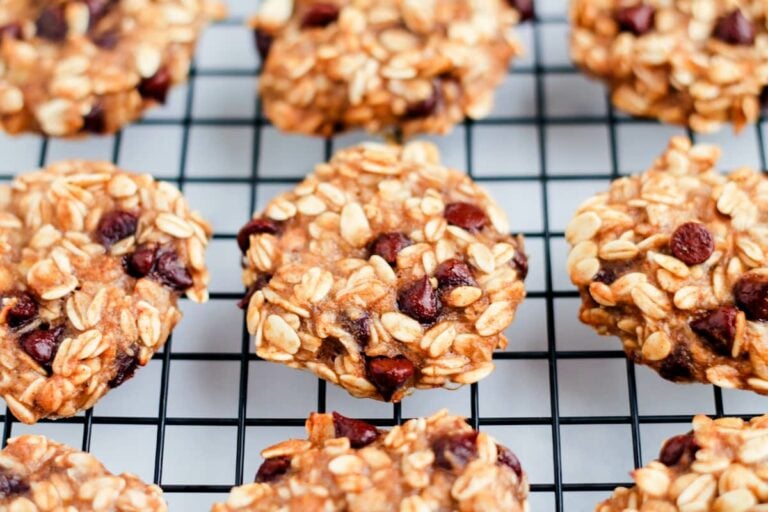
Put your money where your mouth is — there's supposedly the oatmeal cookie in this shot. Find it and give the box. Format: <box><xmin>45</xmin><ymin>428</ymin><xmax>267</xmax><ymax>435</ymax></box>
<box><xmin>238</xmin><ymin>141</ymin><xmax>527</xmax><ymax>402</ymax></box>
<box><xmin>598</xmin><ymin>414</ymin><xmax>768</xmax><ymax>511</ymax></box>
<box><xmin>213</xmin><ymin>410</ymin><xmax>529</xmax><ymax>512</ymax></box>
<box><xmin>250</xmin><ymin>0</ymin><xmax>529</xmax><ymax>138</ymax></box>
<box><xmin>571</xmin><ymin>0</ymin><xmax>768</xmax><ymax>132</ymax></box>
<box><xmin>0</xmin><ymin>160</ymin><xmax>211</xmax><ymax>423</ymax></box>
<box><xmin>0</xmin><ymin>0</ymin><xmax>223</xmax><ymax>137</ymax></box>
<box><xmin>0</xmin><ymin>434</ymin><xmax>166</xmax><ymax>511</ymax></box>
<box><xmin>566</xmin><ymin>136</ymin><xmax>768</xmax><ymax>394</ymax></box>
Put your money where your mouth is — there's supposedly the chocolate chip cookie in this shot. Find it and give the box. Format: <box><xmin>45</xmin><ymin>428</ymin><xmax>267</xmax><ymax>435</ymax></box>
<box><xmin>0</xmin><ymin>160</ymin><xmax>211</xmax><ymax>423</ymax></box>
<box><xmin>250</xmin><ymin>0</ymin><xmax>529</xmax><ymax>137</ymax></box>
<box><xmin>0</xmin><ymin>434</ymin><xmax>167</xmax><ymax>510</ymax></box>
<box><xmin>0</xmin><ymin>0</ymin><xmax>223</xmax><ymax>136</ymax></box>
<box><xmin>213</xmin><ymin>410</ymin><xmax>528</xmax><ymax>512</ymax></box>
<box><xmin>598</xmin><ymin>414</ymin><xmax>768</xmax><ymax>511</ymax></box>
<box><xmin>238</xmin><ymin>141</ymin><xmax>527</xmax><ymax>402</ymax></box>
<box><xmin>567</xmin><ymin>136</ymin><xmax>768</xmax><ymax>394</ymax></box>
<box><xmin>571</xmin><ymin>0</ymin><xmax>768</xmax><ymax>132</ymax></box>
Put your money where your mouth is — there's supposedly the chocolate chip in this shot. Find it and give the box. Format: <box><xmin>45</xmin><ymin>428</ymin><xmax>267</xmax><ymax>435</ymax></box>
<box><xmin>592</xmin><ymin>268</ymin><xmax>617</xmax><ymax>285</ymax></box>
<box><xmin>124</xmin><ymin>244</ymin><xmax>157</xmax><ymax>279</ymax></box>
<box><xmin>761</xmin><ymin>87</ymin><xmax>768</xmax><ymax>112</ymax></box>
<box><xmin>108</xmin><ymin>350</ymin><xmax>140</xmax><ymax>388</ymax></box>
<box><xmin>433</xmin><ymin>432</ymin><xmax>479</xmax><ymax>470</ymax></box>
<box><xmin>398</xmin><ymin>276</ymin><xmax>441</xmax><ymax>323</ymax></box>
<box><xmin>20</xmin><ymin>326</ymin><xmax>64</xmax><ymax>368</ymax></box>
<box><xmin>444</xmin><ymin>202</ymin><xmax>488</xmax><ymax>233</ymax></box>
<box><xmin>615</xmin><ymin>5</ymin><xmax>655</xmax><ymax>35</ymax></box>
<box><xmin>366</xmin><ymin>356</ymin><xmax>415</xmax><ymax>401</ymax></box>
<box><xmin>658</xmin><ymin>432</ymin><xmax>698</xmax><ymax>467</ymax></box>
<box><xmin>342</xmin><ymin>312</ymin><xmax>370</xmax><ymax>348</ymax></box>
<box><xmin>507</xmin><ymin>0</ymin><xmax>534</xmax><ymax>21</ymax></box>
<box><xmin>669</xmin><ymin>222</ymin><xmax>714</xmax><ymax>266</ymax></box>
<box><xmin>82</xmin><ymin>103</ymin><xmax>106</xmax><ymax>133</ymax></box>
<box><xmin>658</xmin><ymin>345</ymin><xmax>694</xmax><ymax>382</ymax></box>
<box><xmin>96</xmin><ymin>210</ymin><xmax>138</xmax><ymax>248</ymax></box>
<box><xmin>332</xmin><ymin>411</ymin><xmax>379</xmax><ymax>448</ymax></box>
<box><xmin>84</xmin><ymin>0</ymin><xmax>116</xmax><ymax>24</ymax></box>
<box><xmin>714</xmin><ymin>9</ymin><xmax>755</xmax><ymax>45</ymax></box>
<box><xmin>496</xmin><ymin>444</ymin><xmax>523</xmax><ymax>477</ymax></box>
<box><xmin>237</xmin><ymin>274</ymin><xmax>272</xmax><ymax>310</ymax></box>
<box><xmin>512</xmin><ymin>249</ymin><xmax>528</xmax><ymax>280</ymax></box>
<box><xmin>0</xmin><ymin>23</ymin><xmax>22</xmax><ymax>41</ymax></box>
<box><xmin>138</xmin><ymin>67</ymin><xmax>171</xmax><ymax>104</ymax></box>
<box><xmin>689</xmin><ymin>306</ymin><xmax>738</xmax><ymax>355</ymax></box>
<box><xmin>734</xmin><ymin>273</ymin><xmax>768</xmax><ymax>321</ymax></box>
<box><xmin>36</xmin><ymin>6</ymin><xmax>67</xmax><ymax>41</ymax></box>
<box><xmin>434</xmin><ymin>259</ymin><xmax>477</xmax><ymax>290</ymax></box>
<box><xmin>405</xmin><ymin>85</ymin><xmax>440</xmax><ymax>119</ymax></box>
<box><xmin>255</xmin><ymin>456</ymin><xmax>291</xmax><ymax>483</ymax></box>
<box><xmin>254</xmin><ymin>29</ymin><xmax>273</xmax><ymax>61</ymax></box>
<box><xmin>4</xmin><ymin>292</ymin><xmax>38</xmax><ymax>329</ymax></box>
<box><xmin>91</xmin><ymin>29</ymin><xmax>119</xmax><ymax>49</ymax></box>
<box><xmin>152</xmin><ymin>248</ymin><xmax>193</xmax><ymax>291</ymax></box>
<box><xmin>0</xmin><ymin>473</ymin><xmax>29</xmax><ymax>497</ymax></box>
<box><xmin>369</xmin><ymin>232</ymin><xmax>412</xmax><ymax>266</ymax></box>
<box><xmin>301</xmin><ymin>3</ymin><xmax>340</xmax><ymax>28</ymax></box>
<box><xmin>237</xmin><ymin>218</ymin><xmax>282</xmax><ymax>253</ymax></box>
<box><xmin>316</xmin><ymin>336</ymin><xmax>345</xmax><ymax>362</ymax></box>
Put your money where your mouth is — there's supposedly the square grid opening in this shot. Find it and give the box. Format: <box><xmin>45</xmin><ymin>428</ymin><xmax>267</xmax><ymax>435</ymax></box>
<box><xmin>4</xmin><ymin>0</ymin><xmax>768</xmax><ymax>510</ymax></box>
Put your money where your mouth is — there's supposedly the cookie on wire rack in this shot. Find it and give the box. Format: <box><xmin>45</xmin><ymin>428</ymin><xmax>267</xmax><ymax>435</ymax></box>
<box><xmin>213</xmin><ymin>410</ymin><xmax>528</xmax><ymax>512</ymax></box>
<box><xmin>570</xmin><ymin>0</ymin><xmax>768</xmax><ymax>133</ymax></box>
<box><xmin>566</xmin><ymin>136</ymin><xmax>768</xmax><ymax>394</ymax></box>
<box><xmin>0</xmin><ymin>160</ymin><xmax>211</xmax><ymax>423</ymax></box>
<box><xmin>237</xmin><ymin>140</ymin><xmax>527</xmax><ymax>403</ymax></box>
<box><xmin>598</xmin><ymin>414</ymin><xmax>768</xmax><ymax>511</ymax></box>
<box><xmin>0</xmin><ymin>434</ymin><xmax>167</xmax><ymax>511</ymax></box>
<box><xmin>249</xmin><ymin>0</ymin><xmax>530</xmax><ymax>137</ymax></box>
<box><xmin>0</xmin><ymin>0</ymin><xmax>224</xmax><ymax>136</ymax></box>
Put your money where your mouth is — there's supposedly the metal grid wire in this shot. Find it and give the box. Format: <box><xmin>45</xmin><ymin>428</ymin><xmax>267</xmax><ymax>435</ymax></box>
<box><xmin>4</xmin><ymin>5</ymin><xmax>768</xmax><ymax>512</ymax></box>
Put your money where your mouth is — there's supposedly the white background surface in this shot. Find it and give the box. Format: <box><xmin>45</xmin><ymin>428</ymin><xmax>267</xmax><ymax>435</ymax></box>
<box><xmin>4</xmin><ymin>0</ymin><xmax>768</xmax><ymax>510</ymax></box>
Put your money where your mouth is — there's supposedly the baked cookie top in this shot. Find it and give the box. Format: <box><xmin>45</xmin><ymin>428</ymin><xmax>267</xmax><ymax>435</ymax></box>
<box><xmin>238</xmin><ymin>141</ymin><xmax>527</xmax><ymax>402</ymax></box>
<box><xmin>0</xmin><ymin>0</ymin><xmax>222</xmax><ymax>136</ymax></box>
<box><xmin>567</xmin><ymin>136</ymin><xmax>768</xmax><ymax>394</ymax></box>
<box><xmin>213</xmin><ymin>410</ymin><xmax>528</xmax><ymax>512</ymax></box>
<box><xmin>0</xmin><ymin>160</ymin><xmax>211</xmax><ymax>423</ymax></box>
<box><xmin>571</xmin><ymin>0</ymin><xmax>768</xmax><ymax>132</ymax></box>
<box><xmin>598</xmin><ymin>414</ymin><xmax>768</xmax><ymax>511</ymax></box>
<box><xmin>250</xmin><ymin>0</ymin><xmax>527</xmax><ymax>137</ymax></box>
<box><xmin>0</xmin><ymin>434</ymin><xmax>166</xmax><ymax>510</ymax></box>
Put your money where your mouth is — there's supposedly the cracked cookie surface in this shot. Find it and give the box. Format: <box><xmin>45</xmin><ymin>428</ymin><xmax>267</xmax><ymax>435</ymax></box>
<box><xmin>239</xmin><ymin>141</ymin><xmax>527</xmax><ymax>402</ymax></box>
<box><xmin>250</xmin><ymin>0</ymin><xmax>527</xmax><ymax>137</ymax></box>
<box><xmin>571</xmin><ymin>0</ymin><xmax>768</xmax><ymax>132</ymax></box>
<box><xmin>0</xmin><ymin>160</ymin><xmax>211</xmax><ymax>423</ymax></box>
<box><xmin>598</xmin><ymin>414</ymin><xmax>768</xmax><ymax>511</ymax></box>
<box><xmin>0</xmin><ymin>0</ymin><xmax>222</xmax><ymax>136</ymax></box>
<box><xmin>213</xmin><ymin>410</ymin><xmax>528</xmax><ymax>512</ymax></box>
<box><xmin>567</xmin><ymin>136</ymin><xmax>768</xmax><ymax>394</ymax></box>
<box><xmin>0</xmin><ymin>434</ymin><xmax>166</xmax><ymax>511</ymax></box>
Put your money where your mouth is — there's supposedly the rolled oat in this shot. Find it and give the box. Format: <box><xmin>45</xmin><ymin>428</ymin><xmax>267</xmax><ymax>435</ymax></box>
<box><xmin>597</xmin><ymin>414</ymin><xmax>768</xmax><ymax>511</ymax></box>
<box><xmin>213</xmin><ymin>410</ymin><xmax>529</xmax><ymax>512</ymax></box>
<box><xmin>567</xmin><ymin>136</ymin><xmax>768</xmax><ymax>395</ymax></box>
<box><xmin>250</xmin><ymin>0</ymin><xmax>527</xmax><ymax>137</ymax></box>
<box><xmin>570</xmin><ymin>0</ymin><xmax>768</xmax><ymax>132</ymax></box>
<box><xmin>0</xmin><ymin>0</ymin><xmax>224</xmax><ymax>136</ymax></box>
<box><xmin>0</xmin><ymin>160</ymin><xmax>211</xmax><ymax>423</ymax></box>
<box><xmin>0</xmin><ymin>434</ymin><xmax>166</xmax><ymax>511</ymax></box>
<box><xmin>239</xmin><ymin>140</ymin><xmax>527</xmax><ymax>402</ymax></box>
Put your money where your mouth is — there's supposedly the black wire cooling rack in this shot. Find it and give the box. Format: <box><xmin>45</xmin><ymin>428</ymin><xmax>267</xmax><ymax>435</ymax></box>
<box><xmin>5</xmin><ymin>6</ymin><xmax>768</xmax><ymax>512</ymax></box>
